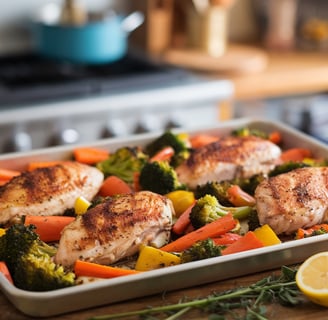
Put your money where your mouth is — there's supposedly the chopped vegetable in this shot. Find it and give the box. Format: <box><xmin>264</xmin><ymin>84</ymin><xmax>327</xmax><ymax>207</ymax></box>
<box><xmin>172</xmin><ymin>201</ymin><xmax>196</xmax><ymax>235</ymax></box>
<box><xmin>73</xmin><ymin>147</ymin><xmax>109</xmax><ymax>164</ymax></box>
<box><xmin>74</xmin><ymin>196</ymin><xmax>91</xmax><ymax>215</ymax></box>
<box><xmin>98</xmin><ymin>175</ymin><xmax>132</xmax><ymax>197</ymax></box>
<box><xmin>74</xmin><ymin>260</ymin><xmax>141</xmax><ymax>278</ymax></box>
<box><xmin>27</xmin><ymin>160</ymin><xmax>68</xmax><ymax>171</ymax></box>
<box><xmin>135</xmin><ymin>245</ymin><xmax>181</xmax><ymax>271</ymax></box>
<box><xmin>149</xmin><ymin>146</ymin><xmax>175</xmax><ymax>162</ymax></box>
<box><xmin>165</xmin><ymin>190</ymin><xmax>195</xmax><ymax>217</ymax></box>
<box><xmin>268</xmin><ymin>130</ymin><xmax>282</xmax><ymax>144</ymax></box>
<box><xmin>280</xmin><ymin>148</ymin><xmax>312</xmax><ymax>162</ymax></box>
<box><xmin>0</xmin><ymin>168</ymin><xmax>21</xmax><ymax>185</ymax></box>
<box><xmin>222</xmin><ymin>231</ymin><xmax>264</xmax><ymax>255</ymax></box>
<box><xmin>253</xmin><ymin>224</ymin><xmax>281</xmax><ymax>246</ymax></box>
<box><xmin>189</xmin><ymin>134</ymin><xmax>219</xmax><ymax>148</ymax></box>
<box><xmin>0</xmin><ymin>261</ymin><xmax>13</xmax><ymax>284</ymax></box>
<box><xmin>0</xmin><ymin>229</ymin><xmax>5</xmax><ymax>237</ymax></box>
<box><xmin>295</xmin><ymin>224</ymin><xmax>328</xmax><ymax>239</ymax></box>
<box><xmin>226</xmin><ymin>185</ymin><xmax>256</xmax><ymax>207</ymax></box>
<box><xmin>212</xmin><ymin>232</ymin><xmax>242</xmax><ymax>245</ymax></box>
<box><xmin>160</xmin><ymin>213</ymin><xmax>237</xmax><ymax>252</ymax></box>
<box><xmin>24</xmin><ymin>216</ymin><xmax>75</xmax><ymax>242</ymax></box>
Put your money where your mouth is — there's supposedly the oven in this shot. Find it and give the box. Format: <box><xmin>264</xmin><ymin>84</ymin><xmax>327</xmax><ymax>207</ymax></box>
<box><xmin>0</xmin><ymin>51</ymin><xmax>234</xmax><ymax>154</ymax></box>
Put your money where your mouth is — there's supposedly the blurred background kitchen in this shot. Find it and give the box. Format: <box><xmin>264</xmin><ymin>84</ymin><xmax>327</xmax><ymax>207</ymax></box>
<box><xmin>0</xmin><ymin>0</ymin><xmax>328</xmax><ymax>154</ymax></box>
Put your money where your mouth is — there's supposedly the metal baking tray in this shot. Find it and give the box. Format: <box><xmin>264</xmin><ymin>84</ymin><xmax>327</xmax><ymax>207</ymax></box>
<box><xmin>1</xmin><ymin>118</ymin><xmax>328</xmax><ymax>318</ymax></box>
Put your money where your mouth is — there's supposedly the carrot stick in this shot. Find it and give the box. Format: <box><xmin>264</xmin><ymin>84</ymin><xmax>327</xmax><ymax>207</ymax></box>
<box><xmin>172</xmin><ymin>201</ymin><xmax>196</xmax><ymax>235</ymax></box>
<box><xmin>189</xmin><ymin>134</ymin><xmax>220</xmax><ymax>149</ymax></box>
<box><xmin>212</xmin><ymin>233</ymin><xmax>242</xmax><ymax>245</ymax></box>
<box><xmin>268</xmin><ymin>131</ymin><xmax>282</xmax><ymax>145</ymax></box>
<box><xmin>73</xmin><ymin>147</ymin><xmax>109</xmax><ymax>165</ymax></box>
<box><xmin>280</xmin><ymin>148</ymin><xmax>312</xmax><ymax>162</ymax></box>
<box><xmin>74</xmin><ymin>260</ymin><xmax>141</xmax><ymax>278</ymax></box>
<box><xmin>0</xmin><ymin>261</ymin><xmax>13</xmax><ymax>284</ymax></box>
<box><xmin>24</xmin><ymin>215</ymin><xmax>75</xmax><ymax>242</ymax></box>
<box><xmin>221</xmin><ymin>231</ymin><xmax>264</xmax><ymax>255</ymax></box>
<box><xmin>0</xmin><ymin>168</ymin><xmax>21</xmax><ymax>180</ymax></box>
<box><xmin>226</xmin><ymin>185</ymin><xmax>256</xmax><ymax>207</ymax></box>
<box><xmin>295</xmin><ymin>224</ymin><xmax>328</xmax><ymax>239</ymax></box>
<box><xmin>98</xmin><ymin>175</ymin><xmax>132</xmax><ymax>197</ymax></box>
<box><xmin>161</xmin><ymin>213</ymin><xmax>237</xmax><ymax>252</ymax></box>
<box><xmin>27</xmin><ymin>161</ymin><xmax>68</xmax><ymax>171</ymax></box>
<box><xmin>149</xmin><ymin>146</ymin><xmax>175</xmax><ymax>162</ymax></box>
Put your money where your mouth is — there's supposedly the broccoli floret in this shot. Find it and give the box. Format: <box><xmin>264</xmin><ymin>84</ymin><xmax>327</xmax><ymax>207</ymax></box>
<box><xmin>269</xmin><ymin>161</ymin><xmax>311</xmax><ymax>177</ymax></box>
<box><xmin>231</xmin><ymin>127</ymin><xmax>268</xmax><ymax>139</ymax></box>
<box><xmin>231</xmin><ymin>174</ymin><xmax>266</xmax><ymax>196</ymax></box>
<box><xmin>194</xmin><ymin>181</ymin><xmax>234</xmax><ymax>205</ymax></box>
<box><xmin>144</xmin><ymin>131</ymin><xmax>190</xmax><ymax>167</ymax></box>
<box><xmin>189</xmin><ymin>194</ymin><xmax>253</xmax><ymax>229</ymax></box>
<box><xmin>96</xmin><ymin>146</ymin><xmax>148</xmax><ymax>184</ymax></box>
<box><xmin>247</xmin><ymin>209</ymin><xmax>261</xmax><ymax>231</ymax></box>
<box><xmin>0</xmin><ymin>224</ymin><xmax>75</xmax><ymax>291</ymax></box>
<box><xmin>138</xmin><ymin>161</ymin><xmax>186</xmax><ymax>195</ymax></box>
<box><xmin>180</xmin><ymin>239</ymin><xmax>221</xmax><ymax>263</ymax></box>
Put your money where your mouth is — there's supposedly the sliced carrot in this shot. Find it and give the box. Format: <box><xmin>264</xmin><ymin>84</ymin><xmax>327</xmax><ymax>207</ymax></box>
<box><xmin>190</xmin><ymin>134</ymin><xmax>219</xmax><ymax>149</ymax></box>
<box><xmin>74</xmin><ymin>260</ymin><xmax>141</xmax><ymax>278</ymax></box>
<box><xmin>27</xmin><ymin>160</ymin><xmax>68</xmax><ymax>171</ymax></box>
<box><xmin>280</xmin><ymin>148</ymin><xmax>312</xmax><ymax>163</ymax></box>
<box><xmin>160</xmin><ymin>213</ymin><xmax>237</xmax><ymax>252</ymax></box>
<box><xmin>0</xmin><ymin>168</ymin><xmax>21</xmax><ymax>180</ymax></box>
<box><xmin>212</xmin><ymin>233</ymin><xmax>242</xmax><ymax>245</ymax></box>
<box><xmin>222</xmin><ymin>231</ymin><xmax>264</xmax><ymax>255</ymax></box>
<box><xmin>0</xmin><ymin>261</ymin><xmax>13</xmax><ymax>284</ymax></box>
<box><xmin>268</xmin><ymin>131</ymin><xmax>282</xmax><ymax>145</ymax></box>
<box><xmin>226</xmin><ymin>185</ymin><xmax>256</xmax><ymax>207</ymax></box>
<box><xmin>172</xmin><ymin>201</ymin><xmax>196</xmax><ymax>235</ymax></box>
<box><xmin>73</xmin><ymin>147</ymin><xmax>109</xmax><ymax>165</ymax></box>
<box><xmin>133</xmin><ymin>171</ymin><xmax>141</xmax><ymax>192</ymax></box>
<box><xmin>149</xmin><ymin>146</ymin><xmax>175</xmax><ymax>162</ymax></box>
<box><xmin>24</xmin><ymin>215</ymin><xmax>75</xmax><ymax>242</ymax></box>
<box><xmin>98</xmin><ymin>175</ymin><xmax>132</xmax><ymax>197</ymax></box>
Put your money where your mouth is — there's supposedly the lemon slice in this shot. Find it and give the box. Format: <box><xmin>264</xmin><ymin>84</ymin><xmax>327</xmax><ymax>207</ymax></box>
<box><xmin>296</xmin><ymin>252</ymin><xmax>328</xmax><ymax>307</ymax></box>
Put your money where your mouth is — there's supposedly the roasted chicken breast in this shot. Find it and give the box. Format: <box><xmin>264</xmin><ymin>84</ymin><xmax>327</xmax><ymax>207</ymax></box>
<box><xmin>176</xmin><ymin>135</ymin><xmax>281</xmax><ymax>189</ymax></box>
<box><xmin>54</xmin><ymin>191</ymin><xmax>174</xmax><ymax>267</ymax></box>
<box><xmin>0</xmin><ymin>162</ymin><xmax>104</xmax><ymax>225</ymax></box>
<box><xmin>255</xmin><ymin>167</ymin><xmax>328</xmax><ymax>235</ymax></box>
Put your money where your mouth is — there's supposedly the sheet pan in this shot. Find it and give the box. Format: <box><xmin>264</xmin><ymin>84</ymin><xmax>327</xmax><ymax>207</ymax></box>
<box><xmin>0</xmin><ymin>118</ymin><xmax>328</xmax><ymax>317</ymax></box>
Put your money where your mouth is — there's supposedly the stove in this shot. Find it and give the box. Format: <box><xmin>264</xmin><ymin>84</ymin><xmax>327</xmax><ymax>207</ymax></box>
<box><xmin>0</xmin><ymin>51</ymin><xmax>234</xmax><ymax>154</ymax></box>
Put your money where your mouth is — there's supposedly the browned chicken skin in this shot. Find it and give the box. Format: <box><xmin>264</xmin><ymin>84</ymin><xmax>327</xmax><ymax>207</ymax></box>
<box><xmin>54</xmin><ymin>191</ymin><xmax>174</xmax><ymax>267</ymax></box>
<box><xmin>176</xmin><ymin>135</ymin><xmax>281</xmax><ymax>189</ymax></box>
<box><xmin>255</xmin><ymin>167</ymin><xmax>328</xmax><ymax>235</ymax></box>
<box><xmin>0</xmin><ymin>162</ymin><xmax>104</xmax><ymax>225</ymax></box>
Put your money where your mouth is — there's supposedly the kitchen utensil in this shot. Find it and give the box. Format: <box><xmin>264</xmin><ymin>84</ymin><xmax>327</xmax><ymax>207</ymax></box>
<box><xmin>33</xmin><ymin>10</ymin><xmax>144</xmax><ymax>64</ymax></box>
<box><xmin>59</xmin><ymin>0</ymin><xmax>87</xmax><ymax>25</ymax></box>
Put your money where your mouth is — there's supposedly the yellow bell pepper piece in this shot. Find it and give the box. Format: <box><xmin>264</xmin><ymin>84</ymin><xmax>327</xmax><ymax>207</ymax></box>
<box><xmin>165</xmin><ymin>190</ymin><xmax>195</xmax><ymax>217</ymax></box>
<box><xmin>253</xmin><ymin>224</ymin><xmax>281</xmax><ymax>246</ymax></box>
<box><xmin>0</xmin><ymin>228</ymin><xmax>6</xmax><ymax>237</ymax></box>
<box><xmin>74</xmin><ymin>196</ymin><xmax>91</xmax><ymax>215</ymax></box>
<box><xmin>135</xmin><ymin>245</ymin><xmax>181</xmax><ymax>271</ymax></box>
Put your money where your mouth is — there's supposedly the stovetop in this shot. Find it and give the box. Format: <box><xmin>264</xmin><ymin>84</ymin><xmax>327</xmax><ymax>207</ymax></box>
<box><xmin>0</xmin><ymin>51</ymin><xmax>190</xmax><ymax>107</ymax></box>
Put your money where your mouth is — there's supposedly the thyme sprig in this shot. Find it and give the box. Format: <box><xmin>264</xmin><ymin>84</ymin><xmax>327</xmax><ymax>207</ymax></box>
<box><xmin>89</xmin><ymin>266</ymin><xmax>305</xmax><ymax>320</ymax></box>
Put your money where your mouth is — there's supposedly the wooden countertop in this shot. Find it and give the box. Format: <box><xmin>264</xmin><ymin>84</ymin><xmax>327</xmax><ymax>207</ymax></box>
<box><xmin>227</xmin><ymin>49</ymin><xmax>328</xmax><ymax>100</ymax></box>
<box><xmin>1</xmin><ymin>267</ymin><xmax>328</xmax><ymax>320</ymax></box>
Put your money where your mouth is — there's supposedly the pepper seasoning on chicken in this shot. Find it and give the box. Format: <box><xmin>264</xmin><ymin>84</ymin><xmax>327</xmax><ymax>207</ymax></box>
<box><xmin>176</xmin><ymin>135</ymin><xmax>281</xmax><ymax>189</ymax></box>
<box><xmin>54</xmin><ymin>191</ymin><xmax>174</xmax><ymax>267</ymax></box>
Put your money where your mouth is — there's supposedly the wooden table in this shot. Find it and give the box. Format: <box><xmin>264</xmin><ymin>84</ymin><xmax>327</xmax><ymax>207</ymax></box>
<box><xmin>1</xmin><ymin>267</ymin><xmax>328</xmax><ymax>320</ymax></box>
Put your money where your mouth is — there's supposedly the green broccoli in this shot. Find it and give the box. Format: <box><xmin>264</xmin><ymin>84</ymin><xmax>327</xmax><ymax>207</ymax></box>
<box><xmin>189</xmin><ymin>194</ymin><xmax>253</xmax><ymax>229</ymax></box>
<box><xmin>96</xmin><ymin>146</ymin><xmax>148</xmax><ymax>184</ymax></box>
<box><xmin>144</xmin><ymin>131</ymin><xmax>190</xmax><ymax>167</ymax></box>
<box><xmin>268</xmin><ymin>161</ymin><xmax>310</xmax><ymax>177</ymax></box>
<box><xmin>247</xmin><ymin>208</ymin><xmax>261</xmax><ymax>231</ymax></box>
<box><xmin>231</xmin><ymin>127</ymin><xmax>268</xmax><ymax>139</ymax></box>
<box><xmin>0</xmin><ymin>224</ymin><xmax>75</xmax><ymax>291</ymax></box>
<box><xmin>180</xmin><ymin>239</ymin><xmax>221</xmax><ymax>263</ymax></box>
<box><xmin>138</xmin><ymin>160</ymin><xmax>186</xmax><ymax>195</ymax></box>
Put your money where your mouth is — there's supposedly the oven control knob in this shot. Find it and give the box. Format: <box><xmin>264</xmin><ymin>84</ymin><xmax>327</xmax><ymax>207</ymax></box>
<box><xmin>49</xmin><ymin>128</ymin><xmax>80</xmax><ymax>146</ymax></box>
<box><xmin>3</xmin><ymin>131</ymin><xmax>32</xmax><ymax>153</ymax></box>
<box><xmin>134</xmin><ymin>114</ymin><xmax>161</xmax><ymax>134</ymax></box>
<box><xmin>101</xmin><ymin>119</ymin><xmax>128</xmax><ymax>138</ymax></box>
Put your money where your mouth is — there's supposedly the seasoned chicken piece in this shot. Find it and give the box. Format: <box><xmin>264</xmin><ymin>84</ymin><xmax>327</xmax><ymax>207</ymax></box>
<box><xmin>255</xmin><ymin>167</ymin><xmax>328</xmax><ymax>235</ymax></box>
<box><xmin>0</xmin><ymin>162</ymin><xmax>104</xmax><ymax>225</ymax></box>
<box><xmin>54</xmin><ymin>191</ymin><xmax>174</xmax><ymax>267</ymax></box>
<box><xmin>176</xmin><ymin>135</ymin><xmax>281</xmax><ymax>189</ymax></box>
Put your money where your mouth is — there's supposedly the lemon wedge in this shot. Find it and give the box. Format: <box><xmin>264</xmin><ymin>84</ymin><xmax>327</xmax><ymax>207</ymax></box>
<box><xmin>296</xmin><ymin>252</ymin><xmax>328</xmax><ymax>307</ymax></box>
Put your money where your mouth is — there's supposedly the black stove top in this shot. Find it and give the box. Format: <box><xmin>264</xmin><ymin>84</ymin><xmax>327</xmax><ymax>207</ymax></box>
<box><xmin>0</xmin><ymin>52</ymin><xmax>189</xmax><ymax>107</ymax></box>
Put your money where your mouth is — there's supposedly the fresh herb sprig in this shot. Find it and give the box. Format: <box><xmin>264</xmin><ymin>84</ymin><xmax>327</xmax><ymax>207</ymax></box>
<box><xmin>88</xmin><ymin>266</ymin><xmax>305</xmax><ymax>320</ymax></box>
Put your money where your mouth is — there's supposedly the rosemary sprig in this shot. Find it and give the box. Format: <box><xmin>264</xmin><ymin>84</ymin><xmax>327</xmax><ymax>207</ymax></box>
<box><xmin>88</xmin><ymin>266</ymin><xmax>305</xmax><ymax>320</ymax></box>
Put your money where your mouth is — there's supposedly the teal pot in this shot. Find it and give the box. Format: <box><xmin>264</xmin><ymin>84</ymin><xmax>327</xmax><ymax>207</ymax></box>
<box><xmin>34</xmin><ymin>11</ymin><xmax>144</xmax><ymax>64</ymax></box>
